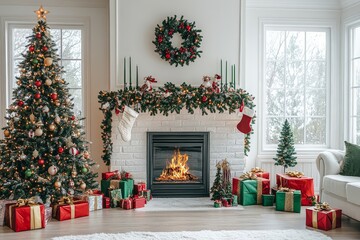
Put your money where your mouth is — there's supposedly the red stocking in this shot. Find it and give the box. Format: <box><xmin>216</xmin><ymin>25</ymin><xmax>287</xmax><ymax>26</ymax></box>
<box><xmin>237</xmin><ymin>106</ymin><xmax>254</xmax><ymax>134</ymax></box>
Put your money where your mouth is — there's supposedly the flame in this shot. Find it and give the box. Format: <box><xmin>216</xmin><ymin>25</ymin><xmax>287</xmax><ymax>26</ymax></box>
<box><xmin>156</xmin><ymin>149</ymin><xmax>198</xmax><ymax>181</ymax></box>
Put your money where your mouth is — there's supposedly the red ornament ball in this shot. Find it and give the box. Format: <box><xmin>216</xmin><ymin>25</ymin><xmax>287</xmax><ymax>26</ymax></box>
<box><xmin>165</xmin><ymin>53</ymin><xmax>171</xmax><ymax>59</ymax></box>
<box><xmin>18</xmin><ymin>100</ymin><xmax>24</xmax><ymax>107</ymax></box>
<box><xmin>201</xmin><ymin>95</ymin><xmax>207</xmax><ymax>102</ymax></box>
<box><xmin>58</xmin><ymin>147</ymin><xmax>64</xmax><ymax>154</ymax></box>
<box><xmin>38</xmin><ymin>159</ymin><xmax>45</xmax><ymax>165</ymax></box>
<box><xmin>42</xmin><ymin>46</ymin><xmax>48</xmax><ymax>52</ymax></box>
<box><xmin>36</xmin><ymin>33</ymin><xmax>42</xmax><ymax>39</ymax></box>
<box><xmin>29</xmin><ymin>46</ymin><xmax>35</xmax><ymax>52</ymax></box>
<box><xmin>50</xmin><ymin>93</ymin><xmax>58</xmax><ymax>100</ymax></box>
<box><xmin>34</xmin><ymin>93</ymin><xmax>41</xmax><ymax>99</ymax></box>
<box><xmin>71</xmin><ymin>115</ymin><xmax>75</xmax><ymax>121</ymax></box>
<box><xmin>34</xmin><ymin>81</ymin><xmax>42</xmax><ymax>87</ymax></box>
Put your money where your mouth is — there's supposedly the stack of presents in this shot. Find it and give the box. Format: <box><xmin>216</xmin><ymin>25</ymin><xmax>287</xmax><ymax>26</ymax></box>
<box><xmin>0</xmin><ymin>170</ymin><xmax>151</xmax><ymax>232</ymax></box>
<box><xmin>230</xmin><ymin>167</ymin><xmax>342</xmax><ymax>231</ymax></box>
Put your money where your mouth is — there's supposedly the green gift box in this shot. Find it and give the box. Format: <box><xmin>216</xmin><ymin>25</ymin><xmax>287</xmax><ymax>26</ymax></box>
<box><xmin>262</xmin><ymin>194</ymin><xmax>274</xmax><ymax>206</ymax></box>
<box><xmin>120</xmin><ymin>179</ymin><xmax>134</xmax><ymax>199</ymax></box>
<box><xmin>101</xmin><ymin>179</ymin><xmax>121</xmax><ymax>197</ymax></box>
<box><xmin>110</xmin><ymin>189</ymin><xmax>122</xmax><ymax>208</ymax></box>
<box><xmin>214</xmin><ymin>201</ymin><xmax>221</xmax><ymax>208</ymax></box>
<box><xmin>276</xmin><ymin>190</ymin><xmax>301</xmax><ymax>213</ymax></box>
<box><xmin>141</xmin><ymin>190</ymin><xmax>151</xmax><ymax>202</ymax></box>
<box><xmin>240</xmin><ymin>180</ymin><xmax>258</xmax><ymax>206</ymax></box>
<box><xmin>232</xmin><ymin>195</ymin><xmax>238</xmax><ymax>206</ymax></box>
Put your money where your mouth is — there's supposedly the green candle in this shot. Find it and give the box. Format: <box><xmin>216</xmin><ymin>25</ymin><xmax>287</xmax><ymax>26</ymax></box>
<box><xmin>124</xmin><ymin>57</ymin><xmax>126</xmax><ymax>89</ymax></box>
<box><xmin>129</xmin><ymin>57</ymin><xmax>132</xmax><ymax>89</ymax></box>
<box><xmin>136</xmin><ymin>65</ymin><xmax>139</xmax><ymax>88</ymax></box>
<box><xmin>233</xmin><ymin>64</ymin><xmax>236</xmax><ymax>89</ymax></box>
<box><xmin>225</xmin><ymin>61</ymin><xmax>228</xmax><ymax>88</ymax></box>
<box><xmin>231</xmin><ymin>65</ymin><xmax>233</xmax><ymax>88</ymax></box>
<box><xmin>220</xmin><ymin>59</ymin><xmax>223</xmax><ymax>91</ymax></box>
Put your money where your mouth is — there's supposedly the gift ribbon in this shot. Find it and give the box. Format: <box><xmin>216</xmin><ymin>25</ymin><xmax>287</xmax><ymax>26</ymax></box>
<box><xmin>251</xmin><ymin>167</ymin><xmax>265</xmax><ymax>173</ymax></box>
<box><xmin>109</xmin><ymin>180</ymin><xmax>120</xmax><ymax>190</ymax></box>
<box><xmin>257</xmin><ymin>179</ymin><xmax>263</xmax><ymax>204</ymax></box>
<box><xmin>239</xmin><ymin>172</ymin><xmax>258</xmax><ymax>180</ymax></box>
<box><xmin>284</xmin><ymin>192</ymin><xmax>294</xmax><ymax>212</ymax></box>
<box><xmin>312</xmin><ymin>202</ymin><xmax>337</xmax><ymax>229</ymax></box>
<box><xmin>285</xmin><ymin>171</ymin><xmax>304</xmax><ymax>178</ymax></box>
<box><xmin>53</xmin><ymin>197</ymin><xmax>79</xmax><ymax>219</ymax></box>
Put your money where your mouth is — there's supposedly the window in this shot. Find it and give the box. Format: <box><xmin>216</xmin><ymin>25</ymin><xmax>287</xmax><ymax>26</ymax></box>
<box><xmin>8</xmin><ymin>24</ymin><xmax>84</xmax><ymax>116</ymax></box>
<box><xmin>350</xmin><ymin>25</ymin><xmax>360</xmax><ymax>144</ymax></box>
<box><xmin>264</xmin><ymin>28</ymin><xmax>329</xmax><ymax>148</ymax></box>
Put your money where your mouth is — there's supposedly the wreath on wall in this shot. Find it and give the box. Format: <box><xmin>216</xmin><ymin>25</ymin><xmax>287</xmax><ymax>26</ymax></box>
<box><xmin>153</xmin><ymin>15</ymin><xmax>203</xmax><ymax>67</ymax></box>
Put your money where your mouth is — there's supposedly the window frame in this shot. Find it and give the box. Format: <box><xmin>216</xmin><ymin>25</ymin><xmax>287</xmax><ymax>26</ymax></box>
<box><xmin>3</xmin><ymin>20</ymin><xmax>89</xmax><ymax>135</ymax></box>
<box><xmin>348</xmin><ymin>23</ymin><xmax>360</xmax><ymax>144</ymax></box>
<box><xmin>260</xmin><ymin>24</ymin><xmax>332</xmax><ymax>154</ymax></box>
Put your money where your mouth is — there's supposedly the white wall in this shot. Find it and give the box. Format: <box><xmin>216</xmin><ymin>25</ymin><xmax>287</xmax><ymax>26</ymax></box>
<box><xmin>0</xmin><ymin>0</ymin><xmax>110</xmax><ymax>179</ymax></box>
<box><xmin>110</xmin><ymin>0</ymin><xmax>240</xmax><ymax>90</ymax></box>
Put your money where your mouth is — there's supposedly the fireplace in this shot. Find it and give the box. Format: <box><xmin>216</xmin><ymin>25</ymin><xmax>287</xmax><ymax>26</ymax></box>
<box><xmin>147</xmin><ymin>132</ymin><xmax>210</xmax><ymax>197</ymax></box>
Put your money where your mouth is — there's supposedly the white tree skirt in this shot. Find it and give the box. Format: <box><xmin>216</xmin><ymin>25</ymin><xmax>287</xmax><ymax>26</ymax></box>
<box><xmin>52</xmin><ymin>229</ymin><xmax>331</xmax><ymax>240</ymax></box>
<box><xmin>134</xmin><ymin>197</ymin><xmax>244</xmax><ymax>212</ymax></box>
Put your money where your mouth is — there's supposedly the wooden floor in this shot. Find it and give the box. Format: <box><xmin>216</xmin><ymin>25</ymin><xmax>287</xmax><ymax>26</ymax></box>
<box><xmin>1</xmin><ymin>204</ymin><xmax>360</xmax><ymax>240</ymax></box>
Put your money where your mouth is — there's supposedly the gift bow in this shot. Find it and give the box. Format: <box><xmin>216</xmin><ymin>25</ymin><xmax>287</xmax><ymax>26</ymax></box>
<box><xmin>239</xmin><ymin>171</ymin><xmax>258</xmax><ymax>180</ymax></box>
<box><xmin>251</xmin><ymin>167</ymin><xmax>264</xmax><ymax>173</ymax></box>
<box><xmin>278</xmin><ymin>187</ymin><xmax>295</xmax><ymax>192</ymax></box>
<box><xmin>57</xmin><ymin>196</ymin><xmax>73</xmax><ymax>205</ymax></box>
<box><xmin>314</xmin><ymin>202</ymin><xmax>332</xmax><ymax>211</ymax></box>
<box><xmin>285</xmin><ymin>171</ymin><xmax>304</xmax><ymax>178</ymax></box>
<box><xmin>16</xmin><ymin>197</ymin><xmax>37</xmax><ymax>206</ymax></box>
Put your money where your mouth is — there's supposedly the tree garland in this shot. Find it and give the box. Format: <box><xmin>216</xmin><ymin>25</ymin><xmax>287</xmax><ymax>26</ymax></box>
<box><xmin>153</xmin><ymin>15</ymin><xmax>203</xmax><ymax>67</ymax></box>
<box><xmin>98</xmin><ymin>82</ymin><xmax>256</xmax><ymax>166</ymax></box>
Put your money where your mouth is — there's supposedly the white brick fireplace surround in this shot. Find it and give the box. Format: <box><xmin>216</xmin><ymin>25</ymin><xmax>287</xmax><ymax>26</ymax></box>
<box><xmin>110</xmin><ymin>109</ymin><xmax>245</xmax><ymax>185</ymax></box>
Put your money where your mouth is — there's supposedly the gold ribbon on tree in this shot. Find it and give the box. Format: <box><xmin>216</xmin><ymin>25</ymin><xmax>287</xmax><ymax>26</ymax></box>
<box><xmin>10</xmin><ymin>197</ymin><xmax>42</xmax><ymax>230</ymax></box>
<box><xmin>285</xmin><ymin>171</ymin><xmax>304</xmax><ymax>178</ymax></box>
<box><xmin>312</xmin><ymin>202</ymin><xmax>337</xmax><ymax>229</ymax></box>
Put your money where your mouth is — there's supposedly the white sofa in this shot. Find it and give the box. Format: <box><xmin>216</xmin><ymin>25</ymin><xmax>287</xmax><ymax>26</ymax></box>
<box><xmin>316</xmin><ymin>150</ymin><xmax>360</xmax><ymax>221</ymax></box>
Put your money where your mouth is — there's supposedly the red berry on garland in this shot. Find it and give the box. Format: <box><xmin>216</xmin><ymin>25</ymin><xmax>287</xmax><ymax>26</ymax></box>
<box><xmin>18</xmin><ymin>100</ymin><xmax>24</xmax><ymax>107</ymax></box>
<box><xmin>42</xmin><ymin>46</ymin><xmax>48</xmax><ymax>52</ymax></box>
<box><xmin>29</xmin><ymin>46</ymin><xmax>35</xmax><ymax>52</ymax></box>
<box><xmin>34</xmin><ymin>93</ymin><xmax>41</xmax><ymax>99</ymax></box>
<box><xmin>201</xmin><ymin>95</ymin><xmax>207</xmax><ymax>102</ymax></box>
<box><xmin>157</xmin><ymin>36</ymin><xmax>163</xmax><ymax>43</ymax></box>
<box><xmin>71</xmin><ymin>115</ymin><xmax>75</xmax><ymax>121</ymax></box>
<box><xmin>186</xmin><ymin>25</ymin><xmax>191</xmax><ymax>32</ymax></box>
<box><xmin>34</xmin><ymin>80</ymin><xmax>42</xmax><ymax>87</ymax></box>
<box><xmin>58</xmin><ymin>147</ymin><xmax>64</xmax><ymax>154</ymax></box>
<box><xmin>38</xmin><ymin>159</ymin><xmax>45</xmax><ymax>165</ymax></box>
<box><xmin>168</xmin><ymin>29</ymin><xmax>174</xmax><ymax>36</ymax></box>
<box><xmin>36</xmin><ymin>32</ymin><xmax>42</xmax><ymax>39</ymax></box>
<box><xmin>179</xmin><ymin>22</ymin><xmax>184</xmax><ymax>29</ymax></box>
<box><xmin>165</xmin><ymin>53</ymin><xmax>171</xmax><ymax>59</ymax></box>
<box><xmin>50</xmin><ymin>93</ymin><xmax>58</xmax><ymax>100</ymax></box>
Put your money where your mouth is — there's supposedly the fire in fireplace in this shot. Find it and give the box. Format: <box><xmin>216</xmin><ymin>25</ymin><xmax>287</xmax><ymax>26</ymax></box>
<box><xmin>147</xmin><ymin>132</ymin><xmax>210</xmax><ymax>197</ymax></box>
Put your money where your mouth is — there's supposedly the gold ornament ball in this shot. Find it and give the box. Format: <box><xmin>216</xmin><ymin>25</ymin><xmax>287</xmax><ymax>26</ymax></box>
<box><xmin>29</xmin><ymin>114</ymin><xmax>36</xmax><ymax>122</ymax></box>
<box><xmin>49</xmin><ymin>124</ymin><xmax>56</xmax><ymax>131</ymax></box>
<box><xmin>35</xmin><ymin>128</ymin><xmax>43</xmax><ymax>136</ymax></box>
<box><xmin>4</xmin><ymin>129</ymin><xmax>10</xmax><ymax>137</ymax></box>
<box><xmin>54</xmin><ymin>181</ymin><xmax>62</xmax><ymax>188</ymax></box>
<box><xmin>44</xmin><ymin>57</ymin><xmax>53</xmax><ymax>66</ymax></box>
<box><xmin>45</xmin><ymin>79</ymin><xmax>52</xmax><ymax>86</ymax></box>
<box><xmin>71</xmin><ymin>170</ymin><xmax>77</xmax><ymax>178</ymax></box>
<box><xmin>80</xmin><ymin>182</ymin><xmax>86</xmax><ymax>190</ymax></box>
<box><xmin>83</xmin><ymin>151</ymin><xmax>90</xmax><ymax>159</ymax></box>
<box><xmin>16</xmin><ymin>80</ymin><xmax>21</xmax><ymax>85</ymax></box>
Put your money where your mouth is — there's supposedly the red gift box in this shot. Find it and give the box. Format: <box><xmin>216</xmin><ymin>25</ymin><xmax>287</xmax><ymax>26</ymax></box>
<box><xmin>276</xmin><ymin>173</ymin><xmax>314</xmax><ymax>206</ymax></box>
<box><xmin>134</xmin><ymin>182</ymin><xmax>146</xmax><ymax>195</ymax></box>
<box><xmin>103</xmin><ymin>197</ymin><xmax>110</xmax><ymax>208</ymax></box>
<box><xmin>102</xmin><ymin>170</ymin><xmax>120</xmax><ymax>180</ymax></box>
<box><xmin>306</xmin><ymin>207</ymin><xmax>342</xmax><ymax>231</ymax></box>
<box><xmin>133</xmin><ymin>197</ymin><xmax>146</xmax><ymax>209</ymax></box>
<box><xmin>221</xmin><ymin>198</ymin><xmax>232</xmax><ymax>207</ymax></box>
<box><xmin>120</xmin><ymin>199</ymin><xmax>133</xmax><ymax>210</ymax></box>
<box><xmin>6</xmin><ymin>203</ymin><xmax>45</xmax><ymax>232</ymax></box>
<box><xmin>52</xmin><ymin>201</ymin><xmax>89</xmax><ymax>221</ymax></box>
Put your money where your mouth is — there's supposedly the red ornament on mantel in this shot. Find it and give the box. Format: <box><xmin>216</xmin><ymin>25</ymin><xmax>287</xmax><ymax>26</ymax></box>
<box><xmin>36</xmin><ymin>32</ymin><xmax>42</xmax><ymax>39</ymax></box>
<box><xmin>35</xmin><ymin>80</ymin><xmax>42</xmax><ymax>87</ymax></box>
<box><xmin>157</xmin><ymin>36</ymin><xmax>163</xmax><ymax>43</ymax></box>
<box><xmin>186</xmin><ymin>25</ymin><xmax>191</xmax><ymax>32</ymax></box>
<box><xmin>165</xmin><ymin>53</ymin><xmax>171</xmax><ymax>59</ymax></box>
<box><xmin>71</xmin><ymin>115</ymin><xmax>75</xmax><ymax>121</ymax></box>
<box><xmin>42</xmin><ymin>46</ymin><xmax>48</xmax><ymax>52</ymax></box>
<box><xmin>50</xmin><ymin>93</ymin><xmax>58</xmax><ymax>100</ymax></box>
<box><xmin>201</xmin><ymin>95</ymin><xmax>207</xmax><ymax>102</ymax></box>
<box><xmin>29</xmin><ymin>46</ymin><xmax>35</xmax><ymax>52</ymax></box>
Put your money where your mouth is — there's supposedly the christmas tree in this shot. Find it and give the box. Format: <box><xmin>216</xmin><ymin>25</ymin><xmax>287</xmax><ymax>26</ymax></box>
<box><xmin>0</xmin><ymin>6</ymin><xmax>98</xmax><ymax>203</ymax></box>
<box><xmin>273</xmin><ymin>119</ymin><xmax>297</xmax><ymax>172</ymax></box>
<box><xmin>221</xmin><ymin>159</ymin><xmax>232</xmax><ymax>199</ymax></box>
<box><xmin>210</xmin><ymin>162</ymin><xmax>224</xmax><ymax>201</ymax></box>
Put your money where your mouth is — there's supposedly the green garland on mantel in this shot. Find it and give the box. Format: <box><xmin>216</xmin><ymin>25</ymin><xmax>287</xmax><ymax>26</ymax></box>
<box><xmin>98</xmin><ymin>82</ymin><xmax>256</xmax><ymax>166</ymax></box>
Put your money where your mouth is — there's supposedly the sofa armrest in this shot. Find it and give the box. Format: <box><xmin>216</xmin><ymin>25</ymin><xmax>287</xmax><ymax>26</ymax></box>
<box><xmin>316</xmin><ymin>150</ymin><xmax>345</xmax><ymax>196</ymax></box>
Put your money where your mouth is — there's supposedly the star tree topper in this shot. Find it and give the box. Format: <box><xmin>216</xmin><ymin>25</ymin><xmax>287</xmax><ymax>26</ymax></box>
<box><xmin>34</xmin><ymin>5</ymin><xmax>49</xmax><ymax>20</ymax></box>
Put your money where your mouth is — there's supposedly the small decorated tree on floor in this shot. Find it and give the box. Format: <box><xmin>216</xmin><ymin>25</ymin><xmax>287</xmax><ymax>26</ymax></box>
<box><xmin>273</xmin><ymin>119</ymin><xmax>297</xmax><ymax>172</ymax></box>
<box><xmin>210</xmin><ymin>162</ymin><xmax>224</xmax><ymax>201</ymax></box>
<box><xmin>0</xmin><ymin>6</ymin><xmax>98</xmax><ymax>204</ymax></box>
<box><xmin>221</xmin><ymin>159</ymin><xmax>232</xmax><ymax>199</ymax></box>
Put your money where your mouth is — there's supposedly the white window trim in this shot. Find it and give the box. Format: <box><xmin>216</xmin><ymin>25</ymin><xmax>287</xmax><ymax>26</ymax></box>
<box><xmin>1</xmin><ymin>16</ymin><xmax>91</xmax><ymax>139</ymax></box>
<box><xmin>257</xmin><ymin>18</ymin><xmax>340</xmax><ymax>157</ymax></box>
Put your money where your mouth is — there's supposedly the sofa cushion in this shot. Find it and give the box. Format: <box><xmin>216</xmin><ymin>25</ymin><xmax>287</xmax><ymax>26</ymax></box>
<box><xmin>346</xmin><ymin>182</ymin><xmax>360</xmax><ymax>205</ymax></box>
<box><xmin>340</xmin><ymin>141</ymin><xmax>360</xmax><ymax>176</ymax></box>
<box><xmin>323</xmin><ymin>175</ymin><xmax>360</xmax><ymax>198</ymax></box>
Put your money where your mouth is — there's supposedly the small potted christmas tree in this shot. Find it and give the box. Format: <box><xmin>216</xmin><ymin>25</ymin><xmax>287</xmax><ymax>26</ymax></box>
<box><xmin>273</xmin><ymin>119</ymin><xmax>297</xmax><ymax>172</ymax></box>
<box><xmin>210</xmin><ymin>162</ymin><xmax>224</xmax><ymax>207</ymax></box>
